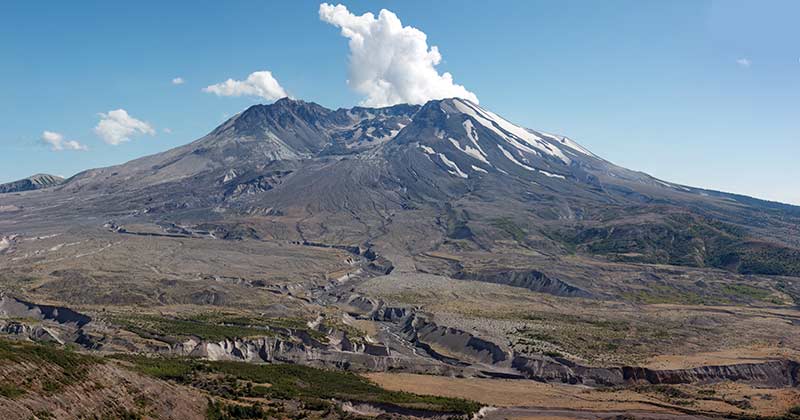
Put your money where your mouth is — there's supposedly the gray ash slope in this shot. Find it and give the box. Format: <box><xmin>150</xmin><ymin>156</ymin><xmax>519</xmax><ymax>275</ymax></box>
<box><xmin>0</xmin><ymin>174</ymin><xmax>63</xmax><ymax>194</ymax></box>
<box><xmin>5</xmin><ymin>97</ymin><xmax>800</xmax><ymax>277</ymax></box>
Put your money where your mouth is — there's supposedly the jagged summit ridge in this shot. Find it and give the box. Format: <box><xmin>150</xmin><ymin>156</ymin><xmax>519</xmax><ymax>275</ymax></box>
<box><xmin>10</xmin><ymin>96</ymin><xmax>796</xmax><ymax>237</ymax></box>
<box><xmin>46</xmin><ymin>96</ymin><xmax>750</xmax><ymax>209</ymax></box>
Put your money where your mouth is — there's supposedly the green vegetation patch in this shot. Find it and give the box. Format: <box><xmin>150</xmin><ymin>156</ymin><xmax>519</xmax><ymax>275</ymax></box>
<box><xmin>0</xmin><ymin>383</ymin><xmax>26</xmax><ymax>399</ymax></box>
<box><xmin>714</xmin><ymin>242</ymin><xmax>800</xmax><ymax>277</ymax></box>
<box><xmin>108</xmin><ymin>312</ymin><xmax>330</xmax><ymax>343</ymax></box>
<box><xmin>117</xmin><ymin>355</ymin><xmax>481</xmax><ymax>416</ymax></box>
<box><xmin>620</xmin><ymin>282</ymin><xmax>777</xmax><ymax>306</ymax></box>
<box><xmin>206</xmin><ymin>399</ymin><xmax>270</xmax><ymax>420</ymax></box>
<box><xmin>554</xmin><ymin>213</ymin><xmax>800</xmax><ymax>277</ymax></box>
<box><xmin>719</xmin><ymin>284</ymin><xmax>772</xmax><ymax>301</ymax></box>
<box><xmin>490</xmin><ymin>217</ymin><xmax>528</xmax><ymax>243</ymax></box>
<box><xmin>0</xmin><ymin>339</ymin><xmax>101</xmax><ymax>395</ymax></box>
<box><xmin>505</xmin><ymin>311</ymin><xmax>682</xmax><ymax>365</ymax></box>
<box><xmin>108</xmin><ymin>314</ymin><xmax>273</xmax><ymax>342</ymax></box>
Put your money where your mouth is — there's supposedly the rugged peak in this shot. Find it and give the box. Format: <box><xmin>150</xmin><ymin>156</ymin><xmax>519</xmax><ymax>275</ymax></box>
<box><xmin>273</xmin><ymin>96</ymin><xmax>300</xmax><ymax>106</ymax></box>
<box><xmin>237</xmin><ymin>98</ymin><xmax>331</xmax><ymax>122</ymax></box>
<box><xmin>211</xmin><ymin>99</ymin><xmax>333</xmax><ymax>145</ymax></box>
<box><xmin>270</xmin><ymin>97</ymin><xmax>330</xmax><ymax>115</ymax></box>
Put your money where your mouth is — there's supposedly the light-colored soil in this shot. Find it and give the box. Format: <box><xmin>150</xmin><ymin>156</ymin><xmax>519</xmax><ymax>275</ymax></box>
<box><xmin>0</xmin><ymin>230</ymin><xmax>355</xmax><ymax>311</ymax></box>
<box><xmin>644</xmin><ymin>344</ymin><xmax>800</xmax><ymax>370</ymax></box>
<box><xmin>366</xmin><ymin>372</ymin><xmax>800</xmax><ymax>417</ymax></box>
<box><xmin>358</xmin><ymin>272</ymin><xmax>800</xmax><ymax>366</ymax></box>
<box><xmin>366</xmin><ymin>372</ymin><xmax>673</xmax><ymax>411</ymax></box>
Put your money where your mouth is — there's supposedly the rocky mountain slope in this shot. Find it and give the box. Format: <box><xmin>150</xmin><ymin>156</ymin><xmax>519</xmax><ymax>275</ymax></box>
<box><xmin>0</xmin><ymin>174</ymin><xmax>63</xmax><ymax>194</ymax></box>
<box><xmin>6</xmin><ymin>97</ymin><xmax>798</xmax><ymax>277</ymax></box>
<box><xmin>2</xmin><ymin>97</ymin><xmax>800</xmax><ymax>419</ymax></box>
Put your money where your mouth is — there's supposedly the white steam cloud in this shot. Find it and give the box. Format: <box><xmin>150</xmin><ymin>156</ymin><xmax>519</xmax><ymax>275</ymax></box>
<box><xmin>319</xmin><ymin>3</ymin><xmax>478</xmax><ymax>107</ymax></box>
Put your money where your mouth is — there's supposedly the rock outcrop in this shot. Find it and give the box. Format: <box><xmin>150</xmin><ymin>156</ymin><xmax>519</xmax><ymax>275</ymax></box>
<box><xmin>512</xmin><ymin>355</ymin><xmax>800</xmax><ymax>388</ymax></box>
<box><xmin>0</xmin><ymin>294</ymin><xmax>91</xmax><ymax>327</ymax></box>
<box><xmin>453</xmin><ymin>269</ymin><xmax>591</xmax><ymax>298</ymax></box>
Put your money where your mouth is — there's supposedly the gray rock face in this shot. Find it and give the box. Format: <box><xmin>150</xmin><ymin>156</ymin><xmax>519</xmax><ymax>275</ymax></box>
<box><xmin>0</xmin><ymin>322</ymin><xmax>64</xmax><ymax>344</ymax></box>
<box><xmin>0</xmin><ymin>295</ymin><xmax>98</xmax><ymax>347</ymax></box>
<box><xmin>397</xmin><ymin>311</ymin><xmax>799</xmax><ymax>388</ymax></box>
<box><xmin>0</xmin><ymin>294</ymin><xmax>91</xmax><ymax>327</ymax></box>
<box><xmin>512</xmin><ymin>355</ymin><xmax>800</xmax><ymax>388</ymax></box>
<box><xmin>402</xmin><ymin>314</ymin><xmax>510</xmax><ymax>366</ymax></box>
<box><xmin>453</xmin><ymin>269</ymin><xmax>591</xmax><ymax>298</ymax></box>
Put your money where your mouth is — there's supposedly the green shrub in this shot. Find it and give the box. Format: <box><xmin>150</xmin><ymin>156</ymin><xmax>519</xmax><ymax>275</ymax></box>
<box><xmin>122</xmin><ymin>356</ymin><xmax>481</xmax><ymax>415</ymax></box>
<box><xmin>0</xmin><ymin>384</ymin><xmax>25</xmax><ymax>399</ymax></box>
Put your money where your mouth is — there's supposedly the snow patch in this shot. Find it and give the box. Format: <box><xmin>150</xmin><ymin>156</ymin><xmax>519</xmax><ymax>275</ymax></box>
<box><xmin>418</xmin><ymin>144</ymin><xmax>435</xmax><ymax>155</ymax></box>
<box><xmin>471</xmin><ymin>165</ymin><xmax>488</xmax><ymax>173</ymax></box>
<box><xmin>538</xmin><ymin>170</ymin><xmax>566</xmax><ymax>179</ymax></box>
<box><xmin>497</xmin><ymin>145</ymin><xmax>536</xmax><ymax>171</ymax></box>
<box><xmin>655</xmin><ymin>179</ymin><xmax>693</xmax><ymax>192</ymax></box>
<box><xmin>456</xmin><ymin>99</ymin><xmax>571</xmax><ymax>164</ymax></box>
<box><xmin>449</xmin><ymin>138</ymin><xmax>490</xmax><ymax>165</ymax></box>
<box><xmin>462</xmin><ymin>119</ymin><xmax>486</xmax><ymax>153</ymax></box>
<box><xmin>437</xmin><ymin>153</ymin><xmax>468</xmax><ymax>178</ymax></box>
<box><xmin>540</xmin><ymin>132</ymin><xmax>596</xmax><ymax>157</ymax></box>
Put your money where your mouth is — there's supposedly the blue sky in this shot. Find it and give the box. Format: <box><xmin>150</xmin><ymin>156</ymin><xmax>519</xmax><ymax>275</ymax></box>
<box><xmin>1</xmin><ymin>0</ymin><xmax>798</xmax><ymax>204</ymax></box>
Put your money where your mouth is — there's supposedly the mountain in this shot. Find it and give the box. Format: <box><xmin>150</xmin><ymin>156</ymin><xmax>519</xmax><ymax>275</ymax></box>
<box><xmin>3</xmin><ymin>96</ymin><xmax>800</xmax><ymax>319</ymax></box>
<box><xmin>3</xmin><ymin>98</ymin><xmax>800</xmax><ymax>418</ymax></box>
<box><xmin>14</xmin><ymin>97</ymin><xmax>796</xmax><ymax>277</ymax></box>
<box><xmin>0</xmin><ymin>173</ymin><xmax>63</xmax><ymax>194</ymax></box>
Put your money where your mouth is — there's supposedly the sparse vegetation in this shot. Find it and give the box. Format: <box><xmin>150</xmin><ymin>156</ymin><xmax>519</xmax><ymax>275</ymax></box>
<box><xmin>117</xmin><ymin>355</ymin><xmax>481</xmax><ymax>416</ymax></box>
<box><xmin>505</xmin><ymin>311</ymin><xmax>688</xmax><ymax>364</ymax></box>
<box><xmin>0</xmin><ymin>338</ymin><xmax>100</xmax><ymax>394</ymax></box>
<box><xmin>720</xmin><ymin>284</ymin><xmax>773</xmax><ymax>301</ymax></box>
<box><xmin>621</xmin><ymin>282</ymin><xmax>777</xmax><ymax>305</ymax></box>
<box><xmin>107</xmin><ymin>312</ymin><xmax>328</xmax><ymax>343</ymax></box>
<box><xmin>108</xmin><ymin>314</ymin><xmax>273</xmax><ymax>342</ymax></box>
<box><xmin>490</xmin><ymin>217</ymin><xmax>527</xmax><ymax>243</ymax></box>
<box><xmin>554</xmin><ymin>213</ymin><xmax>800</xmax><ymax>277</ymax></box>
<box><xmin>0</xmin><ymin>383</ymin><xmax>25</xmax><ymax>399</ymax></box>
<box><xmin>206</xmin><ymin>399</ymin><xmax>269</xmax><ymax>419</ymax></box>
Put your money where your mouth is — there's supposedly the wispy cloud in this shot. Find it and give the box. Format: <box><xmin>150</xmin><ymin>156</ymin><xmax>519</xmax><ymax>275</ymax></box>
<box><xmin>203</xmin><ymin>71</ymin><xmax>287</xmax><ymax>101</ymax></box>
<box><xmin>41</xmin><ymin>131</ymin><xmax>88</xmax><ymax>151</ymax></box>
<box><xmin>172</xmin><ymin>77</ymin><xmax>185</xmax><ymax>85</ymax></box>
<box><xmin>319</xmin><ymin>3</ymin><xmax>478</xmax><ymax>107</ymax></box>
<box><xmin>94</xmin><ymin>109</ymin><xmax>155</xmax><ymax>145</ymax></box>
<box><xmin>736</xmin><ymin>57</ymin><xmax>751</xmax><ymax>68</ymax></box>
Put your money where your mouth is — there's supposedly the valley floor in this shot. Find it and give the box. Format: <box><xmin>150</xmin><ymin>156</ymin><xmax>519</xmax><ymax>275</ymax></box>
<box><xmin>2</xmin><ymin>227</ymin><xmax>800</xmax><ymax>419</ymax></box>
<box><xmin>367</xmin><ymin>372</ymin><xmax>800</xmax><ymax>418</ymax></box>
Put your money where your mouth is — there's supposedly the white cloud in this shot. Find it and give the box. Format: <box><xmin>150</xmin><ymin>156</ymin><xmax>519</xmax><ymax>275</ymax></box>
<box><xmin>94</xmin><ymin>109</ymin><xmax>155</xmax><ymax>145</ymax></box>
<box><xmin>736</xmin><ymin>58</ymin><xmax>751</xmax><ymax>67</ymax></box>
<box><xmin>162</xmin><ymin>127</ymin><xmax>173</xmax><ymax>134</ymax></box>
<box><xmin>41</xmin><ymin>131</ymin><xmax>88</xmax><ymax>151</ymax></box>
<box><xmin>203</xmin><ymin>71</ymin><xmax>288</xmax><ymax>101</ymax></box>
<box><xmin>172</xmin><ymin>77</ymin><xmax>185</xmax><ymax>85</ymax></box>
<box><xmin>319</xmin><ymin>3</ymin><xmax>478</xmax><ymax>107</ymax></box>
